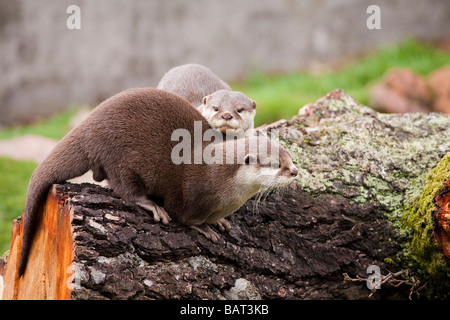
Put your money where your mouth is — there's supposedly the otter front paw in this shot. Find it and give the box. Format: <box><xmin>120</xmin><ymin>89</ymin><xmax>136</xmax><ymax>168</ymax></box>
<box><xmin>136</xmin><ymin>197</ymin><xmax>171</xmax><ymax>225</ymax></box>
<box><xmin>190</xmin><ymin>225</ymin><xmax>220</xmax><ymax>243</ymax></box>
<box><xmin>213</xmin><ymin>218</ymin><xmax>231</xmax><ymax>232</ymax></box>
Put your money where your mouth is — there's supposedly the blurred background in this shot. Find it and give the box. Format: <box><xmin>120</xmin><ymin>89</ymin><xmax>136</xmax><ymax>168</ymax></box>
<box><xmin>0</xmin><ymin>0</ymin><xmax>450</xmax><ymax>252</ymax></box>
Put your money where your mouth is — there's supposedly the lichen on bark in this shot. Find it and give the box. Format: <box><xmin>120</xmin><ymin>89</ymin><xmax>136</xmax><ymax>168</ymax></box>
<box><xmin>274</xmin><ymin>90</ymin><xmax>450</xmax><ymax>223</ymax></box>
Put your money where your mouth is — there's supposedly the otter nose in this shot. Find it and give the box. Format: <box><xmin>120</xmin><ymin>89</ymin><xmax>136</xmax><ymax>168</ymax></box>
<box><xmin>222</xmin><ymin>114</ymin><xmax>233</xmax><ymax>121</ymax></box>
<box><xmin>290</xmin><ymin>167</ymin><xmax>298</xmax><ymax>177</ymax></box>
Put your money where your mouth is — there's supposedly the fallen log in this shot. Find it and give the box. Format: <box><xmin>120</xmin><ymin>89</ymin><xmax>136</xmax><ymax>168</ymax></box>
<box><xmin>1</xmin><ymin>89</ymin><xmax>449</xmax><ymax>300</ymax></box>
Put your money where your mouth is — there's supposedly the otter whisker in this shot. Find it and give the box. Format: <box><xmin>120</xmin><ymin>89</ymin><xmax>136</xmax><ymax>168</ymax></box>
<box><xmin>251</xmin><ymin>180</ymin><xmax>294</xmax><ymax>213</ymax></box>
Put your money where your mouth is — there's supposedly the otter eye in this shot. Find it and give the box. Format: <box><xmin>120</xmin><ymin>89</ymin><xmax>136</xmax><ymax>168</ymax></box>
<box><xmin>213</xmin><ymin>106</ymin><xmax>219</xmax><ymax>112</ymax></box>
<box><xmin>237</xmin><ymin>108</ymin><xmax>244</xmax><ymax>113</ymax></box>
<box><xmin>271</xmin><ymin>163</ymin><xmax>280</xmax><ymax>169</ymax></box>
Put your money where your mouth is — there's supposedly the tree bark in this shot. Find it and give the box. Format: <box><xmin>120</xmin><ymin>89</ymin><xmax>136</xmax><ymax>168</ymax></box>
<box><xmin>1</xmin><ymin>89</ymin><xmax>450</xmax><ymax>300</ymax></box>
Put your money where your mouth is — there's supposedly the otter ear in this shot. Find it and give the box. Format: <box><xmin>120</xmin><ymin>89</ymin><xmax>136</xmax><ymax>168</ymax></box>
<box><xmin>202</xmin><ymin>96</ymin><xmax>208</xmax><ymax>105</ymax></box>
<box><xmin>244</xmin><ymin>153</ymin><xmax>257</xmax><ymax>165</ymax></box>
<box><xmin>251</xmin><ymin>100</ymin><xmax>257</xmax><ymax>109</ymax></box>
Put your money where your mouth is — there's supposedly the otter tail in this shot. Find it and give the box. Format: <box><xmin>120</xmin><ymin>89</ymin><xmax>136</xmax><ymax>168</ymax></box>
<box><xmin>18</xmin><ymin>138</ymin><xmax>90</xmax><ymax>276</ymax></box>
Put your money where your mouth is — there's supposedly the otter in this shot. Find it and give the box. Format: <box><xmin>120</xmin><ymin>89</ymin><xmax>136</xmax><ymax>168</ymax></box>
<box><xmin>199</xmin><ymin>90</ymin><xmax>256</xmax><ymax>138</ymax></box>
<box><xmin>18</xmin><ymin>88</ymin><xmax>298</xmax><ymax>276</ymax></box>
<box><xmin>157</xmin><ymin>64</ymin><xmax>256</xmax><ymax>137</ymax></box>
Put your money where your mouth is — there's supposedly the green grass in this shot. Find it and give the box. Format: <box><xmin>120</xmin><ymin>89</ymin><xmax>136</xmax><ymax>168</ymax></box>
<box><xmin>0</xmin><ymin>38</ymin><xmax>449</xmax><ymax>253</ymax></box>
<box><xmin>0</xmin><ymin>108</ymin><xmax>79</xmax><ymax>140</ymax></box>
<box><xmin>0</xmin><ymin>109</ymin><xmax>75</xmax><ymax>254</ymax></box>
<box><xmin>233</xmin><ymin>39</ymin><xmax>450</xmax><ymax>126</ymax></box>
<box><xmin>0</xmin><ymin>158</ymin><xmax>38</xmax><ymax>253</ymax></box>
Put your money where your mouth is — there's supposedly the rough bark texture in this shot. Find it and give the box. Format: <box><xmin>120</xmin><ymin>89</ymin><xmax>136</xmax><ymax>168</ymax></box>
<box><xmin>2</xmin><ymin>182</ymin><xmax>405</xmax><ymax>300</ymax></box>
<box><xmin>2</xmin><ymin>89</ymin><xmax>450</xmax><ymax>300</ymax></box>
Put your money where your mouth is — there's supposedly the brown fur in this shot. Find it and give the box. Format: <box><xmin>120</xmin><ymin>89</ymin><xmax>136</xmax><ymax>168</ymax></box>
<box><xmin>18</xmin><ymin>88</ymin><xmax>297</xmax><ymax>276</ymax></box>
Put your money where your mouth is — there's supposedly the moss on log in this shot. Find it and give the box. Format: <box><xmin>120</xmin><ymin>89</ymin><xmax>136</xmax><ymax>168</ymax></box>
<box><xmin>403</xmin><ymin>154</ymin><xmax>450</xmax><ymax>281</ymax></box>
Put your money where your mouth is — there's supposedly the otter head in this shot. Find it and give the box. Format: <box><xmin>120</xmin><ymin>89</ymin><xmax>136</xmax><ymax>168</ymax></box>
<box><xmin>232</xmin><ymin>136</ymin><xmax>298</xmax><ymax>193</ymax></box>
<box><xmin>203</xmin><ymin>136</ymin><xmax>298</xmax><ymax>224</ymax></box>
<box><xmin>200</xmin><ymin>90</ymin><xmax>256</xmax><ymax>137</ymax></box>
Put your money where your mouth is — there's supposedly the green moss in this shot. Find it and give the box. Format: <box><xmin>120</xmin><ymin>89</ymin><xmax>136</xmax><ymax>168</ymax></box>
<box><xmin>402</xmin><ymin>153</ymin><xmax>450</xmax><ymax>279</ymax></box>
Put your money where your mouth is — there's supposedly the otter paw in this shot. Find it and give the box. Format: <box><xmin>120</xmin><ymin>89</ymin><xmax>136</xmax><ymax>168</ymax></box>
<box><xmin>191</xmin><ymin>225</ymin><xmax>220</xmax><ymax>243</ymax></box>
<box><xmin>152</xmin><ymin>206</ymin><xmax>171</xmax><ymax>225</ymax></box>
<box><xmin>214</xmin><ymin>218</ymin><xmax>231</xmax><ymax>232</ymax></box>
<box><xmin>136</xmin><ymin>198</ymin><xmax>171</xmax><ymax>224</ymax></box>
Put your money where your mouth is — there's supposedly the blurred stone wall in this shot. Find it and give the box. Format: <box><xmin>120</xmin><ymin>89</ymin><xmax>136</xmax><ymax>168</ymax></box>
<box><xmin>1</xmin><ymin>0</ymin><xmax>450</xmax><ymax>126</ymax></box>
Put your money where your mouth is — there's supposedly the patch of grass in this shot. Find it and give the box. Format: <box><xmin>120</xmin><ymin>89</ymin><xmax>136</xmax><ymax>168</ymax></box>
<box><xmin>0</xmin><ymin>109</ymin><xmax>78</xmax><ymax>254</ymax></box>
<box><xmin>0</xmin><ymin>110</ymin><xmax>76</xmax><ymax>254</ymax></box>
<box><xmin>234</xmin><ymin>39</ymin><xmax>450</xmax><ymax>126</ymax></box>
<box><xmin>0</xmin><ymin>157</ymin><xmax>38</xmax><ymax>253</ymax></box>
<box><xmin>0</xmin><ymin>108</ymin><xmax>78</xmax><ymax>140</ymax></box>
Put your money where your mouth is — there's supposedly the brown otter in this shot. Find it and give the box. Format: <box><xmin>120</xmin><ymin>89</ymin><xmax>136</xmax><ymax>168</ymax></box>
<box><xmin>18</xmin><ymin>88</ymin><xmax>297</xmax><ymax>276</ymax></box>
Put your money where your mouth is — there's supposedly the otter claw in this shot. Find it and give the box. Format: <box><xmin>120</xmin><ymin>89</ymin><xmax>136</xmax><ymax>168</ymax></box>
<box><xmin>214</xmin><ymin>218</ymin><xmax>231</xmax><ymax>232</ymax></box>
<box><xmin>136</xmin><ymin>198</ymin><xmax>171</xmax><ymax>225</ymax></box>
<box><xmin>153</xmin><ymin>207</ymin><xmax>171</xmax><ymax>225</ymax></box>
<box><xmin>191</xmin><ymin>225</ymin><xmax>220</xmax><ymax>243</ymax></box>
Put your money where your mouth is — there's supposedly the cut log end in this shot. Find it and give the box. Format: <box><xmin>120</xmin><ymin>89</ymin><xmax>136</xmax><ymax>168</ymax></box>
<box><xmin>2</xmin><ymin>185</ymin><xmax>74</xmax><ymax>300</ymax></box>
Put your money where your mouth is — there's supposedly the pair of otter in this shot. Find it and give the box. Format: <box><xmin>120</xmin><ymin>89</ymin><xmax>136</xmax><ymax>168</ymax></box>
<box><xmin>18</xmin><ymin>65</ymin><xmax>298</xmax><ymax>276</ymax></box>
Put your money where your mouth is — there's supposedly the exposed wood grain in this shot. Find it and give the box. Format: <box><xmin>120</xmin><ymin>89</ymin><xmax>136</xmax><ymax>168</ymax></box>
<box><xmin>2</xmin><ymin>185</ymin><xmax>74</xmax><ymax>300</ymax></box>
